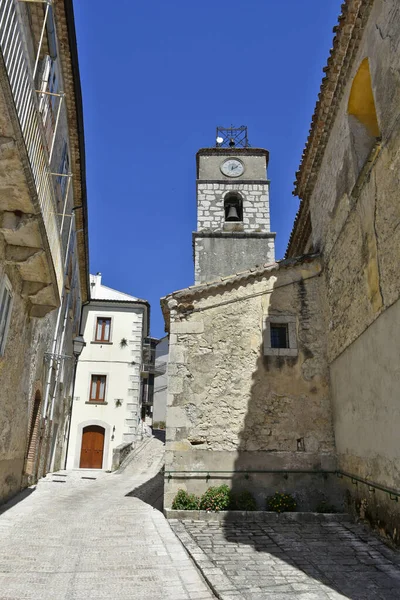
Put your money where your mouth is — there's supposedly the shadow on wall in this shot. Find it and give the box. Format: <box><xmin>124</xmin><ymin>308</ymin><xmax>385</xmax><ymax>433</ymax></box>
<box><xmin>216</xmin><ymin>273</ymin><xmax>397</xmax><ymax>599</ymax></box>
<box><xmin>226</xmin><ymin>267</ymin><xmax>341</xmax><ymax>513</ymax></box>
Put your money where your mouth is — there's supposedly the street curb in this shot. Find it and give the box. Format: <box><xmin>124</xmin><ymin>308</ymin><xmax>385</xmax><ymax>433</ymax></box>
<box><xmin>165</xmin><ymin>509</ymin><xmax>353</xmax><ymax>523</ymax></box>
<box><xmin>171</xmin><ymin>521</ymin><xmax>239</xmax><ymax>600</ymax></box>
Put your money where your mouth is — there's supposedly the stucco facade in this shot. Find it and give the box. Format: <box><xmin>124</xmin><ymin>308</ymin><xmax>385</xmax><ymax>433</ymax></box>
<box><xmin>162</xmin><ymin>256</ymin><xmax>338</xmax><ymax>510</ymax></box>
<box><xmin>287</xmin><ymin>0</ymin><xmax>400</xmax><ymax>542</ymax></box>
<box><xmin>66</xmin><ymin>275</ymin><xmax>149</xmax><ymax>471</ymax></box>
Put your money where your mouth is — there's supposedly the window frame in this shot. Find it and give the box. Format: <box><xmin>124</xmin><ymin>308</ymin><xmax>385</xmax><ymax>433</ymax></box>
<box><xmin>264</xmin><ymin>315</ymin><xmax>298</xmax><ymax>357</ymax></box>
<box><xmin>94</xmin><ymin>316</ymin><xmax>112</xmax><ymax>343</ymax></box>
<box><xmin>0</xmin><ymin>275</ymin><xmax>13</xmax><ymax>357</ymax></box>
<box><xmin>89</xmin><ymin>374</ymin><xmax>107</xmax><ymax>403</ymax></box>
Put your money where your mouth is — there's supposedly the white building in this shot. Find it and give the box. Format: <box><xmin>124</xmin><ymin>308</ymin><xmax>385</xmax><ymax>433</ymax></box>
<box><xmin>66</xmin><ymin>274</ymin><xmax>150</xmax><ymax>471</ymax></box>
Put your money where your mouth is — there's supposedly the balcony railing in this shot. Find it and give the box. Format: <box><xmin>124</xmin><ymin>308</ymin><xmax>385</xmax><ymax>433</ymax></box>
<box><xmin>0</xmin><ymin>0</ymin><xmax>64</xmax><ymax>295</ymax></box>
<box><xmin>141</xmin><ymin>361</ymin><xmax>167</xmax><ymax>378</ymax></box>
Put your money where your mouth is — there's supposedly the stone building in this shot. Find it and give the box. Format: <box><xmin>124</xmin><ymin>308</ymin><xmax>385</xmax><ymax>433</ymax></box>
<box><xmin>66</xmin><ymin>274</ymin><xmax>149</xmax><ymax>472</ymax></box>
<box><xmin>0</xmin><ymin>0</ymin><xmax>89</xmax><ymax>502</ymax></box>
<box><xmin>194</xmin><ymin>144</ymin><xmax>275</xmax><ymax>284</ymax></box>
<box><xmin>286</xmin><ymin>0</ymin><xmax>400</xmax><ymax>542</ymax></box>
<box><xmin>161</xmin><ymin>130</ymin><xmax>338</xmax><ymax>510</ymax></box>
<box><xmin>162</xmin><ymin>0</ymin><xmax>400</xmax><ymax>544</ymax></box>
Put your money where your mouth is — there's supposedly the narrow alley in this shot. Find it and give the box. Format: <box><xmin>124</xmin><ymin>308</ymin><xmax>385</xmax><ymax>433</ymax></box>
<box><xmin>0</xmin><ymin>439</ymin><xmax>213</xmax><ymax>600</ymax></box>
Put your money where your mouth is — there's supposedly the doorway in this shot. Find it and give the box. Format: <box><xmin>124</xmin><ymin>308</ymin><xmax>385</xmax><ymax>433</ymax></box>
<box><xmin>25</xmin><ymin>391</ymin><xmax>42</xmax><ymax>476</ymax></box>
<box><xmin>79</xmin><ymin>425</ymin><xmax>105</xmax><ymax>469</ymax></box>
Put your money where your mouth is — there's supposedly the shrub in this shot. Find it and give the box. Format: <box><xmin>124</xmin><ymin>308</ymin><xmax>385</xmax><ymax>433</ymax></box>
<box><xmin>315</xmin><ymin>500</ymin><xmax>338</xmax><ymax>514</ymax></box>
<box><xmin>230</xmin><ymin>490</ymin><xmax>257</xmax><ymax>511</ymax></box>
<box><xmin>266</xmin><ymin>492</ymin><xmax>297</xmax><ymax>513</ymax></box>
<box><xmin>199</xmin><ymin>485</ymin><xmax>231</xmax><ymax>512</ymax></box>
<box><xmin>172</xmin><ymin>489</ymin><xmax>200</xmax><ymax>510</ymax></box>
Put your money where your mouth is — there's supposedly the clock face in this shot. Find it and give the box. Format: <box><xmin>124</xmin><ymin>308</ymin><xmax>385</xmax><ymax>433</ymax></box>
<box><xmin>220</xmin><ymin>158</ymin><xmax>244</xmax><ymax>177</ymax></box>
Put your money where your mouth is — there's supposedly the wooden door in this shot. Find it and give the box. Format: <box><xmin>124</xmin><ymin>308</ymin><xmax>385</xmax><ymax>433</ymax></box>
<box><xmin>79</xmin><ymin>426</ymin><xmax>105</xmax><ymax>469</ymax></box>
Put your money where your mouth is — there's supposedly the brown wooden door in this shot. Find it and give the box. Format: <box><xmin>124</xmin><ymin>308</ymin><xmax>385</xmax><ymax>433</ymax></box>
<box><xmin>79</xmin><ymin>426</ymin><xmax>105</xmax><ymax>469</ymax></box>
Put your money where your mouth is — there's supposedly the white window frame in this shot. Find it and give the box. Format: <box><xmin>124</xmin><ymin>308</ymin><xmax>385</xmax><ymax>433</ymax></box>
<box><xmin>263</xmin><ymin>315</ymin><xmax>298</xmax><ymax>357</ymax></box>
<box><xmin>0</xmin><ymin>275</ymin><xmax>13</xmax><ymax>357</ymax></box>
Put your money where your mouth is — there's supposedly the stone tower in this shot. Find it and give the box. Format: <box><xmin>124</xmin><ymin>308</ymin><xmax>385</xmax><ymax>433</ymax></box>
<box><xmin>193</xmin><ymin>127</ymin><xmax>276</xmax><ymax>284</ymax></box>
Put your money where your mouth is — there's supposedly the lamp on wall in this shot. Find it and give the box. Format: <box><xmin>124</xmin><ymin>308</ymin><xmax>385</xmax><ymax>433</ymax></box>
<box><xmin>72</xmin><ymin>335</ymin><xmax>86</xmax><ymax>358</ymax></box>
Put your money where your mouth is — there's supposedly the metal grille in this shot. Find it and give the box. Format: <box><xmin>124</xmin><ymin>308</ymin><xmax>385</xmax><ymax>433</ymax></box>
<box><xmin>216</xmin><ymin>125</ymin><xmax>249</xmax><ymax>148</ymax></box>
<box><xmin>0</xmin><ymin>0</ymin><xmax>64</xmax><ymax>295</ymax></box>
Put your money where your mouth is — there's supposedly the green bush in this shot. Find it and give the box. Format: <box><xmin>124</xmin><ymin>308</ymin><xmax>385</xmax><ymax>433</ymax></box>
<box><xmin>230</xmin><ymin>490</ymin><xmax>257</xmax><ymax>511</ymax></box>
<box><xmin>266</xmin><ymin>492</ymin><xmax>297</xmax><ymax>513</ymax></box>
<box><xmin>315</xmin><ymin>500</ymin><xmax>338</xmax><ymax>514</ymax></box>
<box><xmin>152</xmin><ymin>421</ymin><xmax>166</xmax><ymax>430</ymax></box>
<box><xmin>199</xmin><ymin>485</ymin><xmax>231</xmax><ymax>512</ymax></box>
<box><xmin>172</xmin><ymin>489</ymin><xmax>200</xmax><ymax>510</ymax></box>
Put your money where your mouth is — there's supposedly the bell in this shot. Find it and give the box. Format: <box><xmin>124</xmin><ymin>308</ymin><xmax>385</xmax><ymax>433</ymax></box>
<box><xmin>226</xmin><ymin>205</ymin><xmax>240</xmax><ymax>221</ymax></box>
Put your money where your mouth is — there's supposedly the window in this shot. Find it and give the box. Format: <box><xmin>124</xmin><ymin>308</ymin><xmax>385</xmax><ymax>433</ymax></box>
<box><xmin>264</xmin><ymin>315</ymin><xmax>297</xmax><ymax>357</ymax></box>
<box><xmin>90</xmin><ymin>375</ymin><xmax>107</xmax><ymax>402</ymax></box>
<box><xmin>95</xmin><ymin>317</ymin><xmax>111</xmax><ymax>342</ymax></box>
<box><xmin>0</xmin><ymin>276</ymin><xmax>13</xmax><ymax>356</ymax></box>
<box><xmin>270</xmin><ymin>324</ymin><xmax>289</xmax><ymax>349</ymax></box>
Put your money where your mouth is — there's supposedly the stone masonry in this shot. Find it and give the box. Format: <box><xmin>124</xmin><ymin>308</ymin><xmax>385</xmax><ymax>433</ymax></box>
<box><xmin>197</xmin><ymin>183</ymin><xmax>270</xmax><ymax>232</ymax></box>
<box><xmin>162</xmin><ymin>255</ymin><xmax>338</xmax><ymax>510</ymax></box>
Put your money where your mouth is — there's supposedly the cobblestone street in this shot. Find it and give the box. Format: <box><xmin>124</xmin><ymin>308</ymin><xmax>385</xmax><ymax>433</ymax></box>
<box><xmin>171</xmin><ymin>516</ymin><xmax>400</xmax><ymax>600</ymax></box>
<box><xmin>0</xmin><ymin>439</ymin><xmax>213</xmax><ymax>600</ymax></box>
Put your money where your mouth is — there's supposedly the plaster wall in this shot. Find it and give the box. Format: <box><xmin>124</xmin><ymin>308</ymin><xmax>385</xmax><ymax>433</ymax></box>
<box><xmin>305</xmin><ymin>0</ymin><xmax>400</xmax><ymax>542</ymax></box>
<box><xmin>194</xmin><ymin>234</ymin><xmax>276</xmax><ymax>284</ymax></box>
<box><xmin>164</xmin><ymin>258</ymin><xmax>337</xmax><ymax>509</ymax></box>
<box><xmin>66</xmin><ymin>304</ymin><xmax>144</xmax><ymax>471</ymax></box>
<box><xmin>198</xmin><ymin>153</ymin><xmax>267</xmax><ymax>181</ymax></box>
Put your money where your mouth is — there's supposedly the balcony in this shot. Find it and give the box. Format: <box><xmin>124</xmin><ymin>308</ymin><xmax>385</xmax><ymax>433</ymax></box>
<box><xmin>0</xmin><ymin>0</ymin><xmax>67</xmax><ymax>315</ymax></box>
<box><xmin>141</xmin><ymin>361</ymin><xmax>167</xmax><ymax>378</ymax></box>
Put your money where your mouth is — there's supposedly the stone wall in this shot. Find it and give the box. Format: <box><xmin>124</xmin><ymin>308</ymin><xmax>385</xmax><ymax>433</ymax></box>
<box><xmin>197</xmin><ymin>183</ymin><xmax>270</xmax><ymax>232</ymax></box>
<box><xmin>163</xmin><ymin>257</ymin><xmax>339</xmax><ymax>510</ymax></box>
<box><xmin>298</xmin><ymin>0</ymin><xmax>400</xmax><ymax>542</ymax></box>
<box><xmin>193</xmin><ymin>233</ymin><xmax>276</xmax><ymax>284</ymax></box>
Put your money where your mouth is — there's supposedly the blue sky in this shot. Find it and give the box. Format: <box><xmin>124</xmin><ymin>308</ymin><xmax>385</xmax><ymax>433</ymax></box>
<box><xmin>73</xmin><ymin>0</ymin><xmax>342</xmax><ymax>337</ymax></box>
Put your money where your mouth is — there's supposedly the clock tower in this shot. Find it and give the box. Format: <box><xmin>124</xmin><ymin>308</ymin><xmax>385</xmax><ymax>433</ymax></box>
<box><xmin>193</xmin><ymin>126</ymin><xmax>276</xmax><ymax>284</ymax></box>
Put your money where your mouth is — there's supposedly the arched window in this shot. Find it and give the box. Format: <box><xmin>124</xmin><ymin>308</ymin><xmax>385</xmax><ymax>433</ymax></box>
<box><xmin>348</xmin><ymin>58</ymin><xmax>380</xmax><ymax>171</ymax></box>
<box><xmin>224</xmin><ymin>192</ymin><xmax>243</xmax><ymax>222</ymax></box>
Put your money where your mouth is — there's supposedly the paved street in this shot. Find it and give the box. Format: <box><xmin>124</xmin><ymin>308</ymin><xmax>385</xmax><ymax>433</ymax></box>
<box><xmin>0</xmin><ymin>438</ymin><xmax>214</xmax><ymax>600</ymax></box>
<box><xmin>171</xmin><ymin>517</ymin><xmax>400</xmax><ymax>600</ymax></box>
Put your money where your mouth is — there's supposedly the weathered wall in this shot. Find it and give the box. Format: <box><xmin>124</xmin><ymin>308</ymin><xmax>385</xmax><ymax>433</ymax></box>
<box><xmin>194</xmin><ymin>234</ymin><xmax>275</xmax><ymax>284</ymax></box>
<box><xmin>304</xmin><ymin>0</ymin><xmax>400</xmax><ymax>542</ymax></box>
<box><xmin>164</xmin><ymin>258</ymin><xmax>338</xmax><ymax>509</ymax></box>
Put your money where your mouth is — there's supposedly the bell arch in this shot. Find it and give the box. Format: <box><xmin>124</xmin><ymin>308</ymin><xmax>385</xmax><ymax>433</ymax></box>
<box><xmin>224</xmin><ymin>192</ymin><xmax>243</xmax><ymax>222</ymax></box>
<box><xmin>347</xmin><ymin>58</ymin><xmax>380</xmax><ymax>171</ymax></box>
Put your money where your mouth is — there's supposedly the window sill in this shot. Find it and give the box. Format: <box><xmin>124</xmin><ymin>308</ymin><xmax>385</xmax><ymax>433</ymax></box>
<box><xmin>91</xmin><ymin>341</ymin><xmax>113</xmax><ymax>345</ymax></box>
<box><xmin>85</xmin><ymin>401</ymin><xmax>108</xmax><ymax>405</ymax></box>
<box><xmin>264</xmin><ymin>348</ymin><xmax>298</xmax><ymax>357</ymax></box>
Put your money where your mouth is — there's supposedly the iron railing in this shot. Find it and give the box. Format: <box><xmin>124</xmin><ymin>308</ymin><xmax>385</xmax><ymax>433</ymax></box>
<box><xmin>164</xmin><ymin>469</ymin><xmax>400</xmax><ymax>502</ymax></box>
<box><xmin>0</xmin><ymin>0</ymin><xmax>64</xmax><ymax>294</ymax></box>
